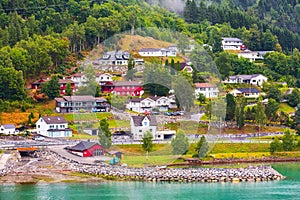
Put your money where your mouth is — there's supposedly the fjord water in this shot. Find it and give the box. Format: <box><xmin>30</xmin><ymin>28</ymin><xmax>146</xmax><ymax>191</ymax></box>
<box><xmin>0</xmin><ymin>163</ymin><xmax>299</xmax><ymax>200</ymax></box>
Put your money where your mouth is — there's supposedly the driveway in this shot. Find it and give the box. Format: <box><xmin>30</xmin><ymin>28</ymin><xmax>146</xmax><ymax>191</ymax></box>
<box><xmin>48</xmin><ymin>145</ymin><xmax>111</xmax><ymax>165</ymax></box>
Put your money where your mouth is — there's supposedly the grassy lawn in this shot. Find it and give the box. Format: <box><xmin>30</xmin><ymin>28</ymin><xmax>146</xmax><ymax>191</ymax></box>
<box><xmin>210</xmin><ymin>143</ymin><xmax>270</xmax><ymax>154</ymax></box>
<box><xmin>63</xmin><ymin>112</ymin><xmax>113</xmax><ymax>122</ymax></box>
<box><xmin>70</xmin><ymin>133</ymin><xmax>99</xmax><ymax>140</ymax></box>
<box><xmin>121</xmin><ymin>155</ymin><xmax>178</xmax><ymax>168</ymax></box>
<box><xmin>112</xmin><ymin>144</ymin><xmax>171</xmax><ymax>156</ymax></box>
<box><xmin>164</xmin><ymin>121</ymin><xmax>208</xmax><ymax>134</ymax></box>
<box><xmin>108</xmin><ymin>120</ymin><xmax>130</xmax><ymax>128</ymax></box>
<box><xmin>223</xmin><ymin>124</ymin><xmax>286</xmax><ymax>134</ymax></box>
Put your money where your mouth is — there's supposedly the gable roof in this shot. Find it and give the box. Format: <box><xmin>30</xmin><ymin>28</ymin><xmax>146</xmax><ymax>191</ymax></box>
<box><xmin>113</xmin><ymin>81</ymin><xmax>142</xmax><ymax>87</ymax></box>
<box><xmin>195</xmin><ymin>83</ymin><xmax>217</xmax><ymax>88</ymax></box>
<box><xmin>236</xmin><ymin>88</ymin><xmax>261</xmax><ymax>93</ymax></box>
<box><xmin>41</xmin><ymin>116</ymin><xmax>68</xmax><ymax>124</ymax></box>
<box><xmin>222</xmin><ymin>37</ymin><xmax>243</xmax><ymax>42</ymax></box>
<box><xmin>2</xmin><ymin>124</ymin><xmax>16</xmax><ymax>129</ymax></box>
<box><xmin>69</xmin><ymin>141</ymin><xmax>100</xmax><ymax>151</ymax></box>
<box><xmin>62</xmin><ymin>95</ymin><xmax>95</xmax><ymax>102</ymax></box>
<box><xmin>131</xmin><ymin>116</ymin><xmax>157</xmax><ymax>126</ymax></box>
<box><xmin>229</xmin><ymin>74</ymin><xmax>266</xmax><ymax>80</ymax></box>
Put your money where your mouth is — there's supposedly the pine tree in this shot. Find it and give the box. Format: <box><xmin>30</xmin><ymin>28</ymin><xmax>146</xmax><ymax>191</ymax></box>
<box><xmin>196</xmin><ymin>136</ymin><xmax>209</xmax><ymax>158</ymax></box>
<box><xmin>98</xmin><ymin>119</ymin><xmax>112</xmax><ymax>149</ymax></box>
<box><xmin>225</xmin><ymin>94</ymin><xmax>235</xmax><ymax>121</ymax></box>
<box><xmin>235</xmin><ymin>96</ymin><xmax>246</xmax><ymax>129</ymax></box>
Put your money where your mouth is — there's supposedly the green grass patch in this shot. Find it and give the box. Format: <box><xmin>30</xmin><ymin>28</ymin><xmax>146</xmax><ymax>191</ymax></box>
<box><xmin>63</xmin><ymin>112</ymin><xmax>113</xmax><ymax>122</ymax></box>
<box><xmin>112</xmin><ymin>144</ymin><xmax>171</xmax><ymax>156</ymax></box>
<box><xmin>210</xmin><ymin>143</ymin><xmax>270</xmax><ymax>154</ymax></box>
<box><xmin>164</xmin><ymin>121</ymin><xmax>208</xmax><ymax>134</ymax></box>
<box><xmin>278</xmin><ymin>103</ymin><xmax>295</xmax><ymax>114</ymax></box>
<box><xmin>121</xmin><ymin>155</ymin><xmax>178</xmax><ymax>168</ymax></box>
<box><xmin>223</xmin><ymin>124</ymin><xmax>286</xmax><ymax>134</ymax></box>
<box><xmin>108</xmin><ymin>120</ymin><xmax>130</xmax><ymax>128</ymax></box>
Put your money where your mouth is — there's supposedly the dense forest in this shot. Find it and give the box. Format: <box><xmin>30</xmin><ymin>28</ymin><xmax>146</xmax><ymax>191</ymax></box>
<box><xmin>1</xmin><ymin>0</ymin><xmax>300</xmax><ymax>103</ymax></box>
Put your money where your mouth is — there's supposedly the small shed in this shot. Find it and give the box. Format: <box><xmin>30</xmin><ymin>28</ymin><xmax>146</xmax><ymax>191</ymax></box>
<box><xmin>68</xmin><ymin>141</ymin><xmax>105</xmax><ymax>157</ymax></box>
<box><xmin>0</xmin><ymin>124</ymin><xmax>17</xmax><ymax>134</ymax></box>
<box><xmin>108</xmin><ymin>150</ymin><xmax>124</xmax><ymax>159</ymax></box>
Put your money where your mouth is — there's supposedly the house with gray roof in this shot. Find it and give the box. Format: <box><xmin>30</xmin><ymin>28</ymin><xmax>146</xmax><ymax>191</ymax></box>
<box><xmin>55</xmin><ymin>95</ymin><xmax>110</xmax><ymax>113</ymax></box>
<box><xmin>229</xmin><ymin>88</ymin><xmax>263</xmax><ymax>98</ymax></box>
<box><xmin>68</xmin><ymin>141</ymin><xmax>105</xmax><ymax>157</ymax></box>
<box><xmin>237</xmin><ymin>50</ymin><xmax>273</xmax><ymax>62</ymax></box>
<box><xmin>130</xmin><ymin>116</ymin><xmax>157</xmax><ymax>140</ymax></box>
<box><xmin>0</xmin><ymin>124</ymin><xmax>17</xmax><ymax>135</ymax></box>
<box><xmin>221</xmin><ymin>37</ymin><xmax>244</xmax><ymax>50</ymax></box>
<box><xmin>138</xmin><ymin>47</ymin><xmax>176</xmax><ymax>57</ymax></box>
<box><xmin>224</xmin><ymin>74</ymin><xmax>268</xmax><ymax>86</ymax></box>
<box><xmin>36</xmin><ymin>116</ymin><xmax>72</xmax><ymax>137</ymax></box>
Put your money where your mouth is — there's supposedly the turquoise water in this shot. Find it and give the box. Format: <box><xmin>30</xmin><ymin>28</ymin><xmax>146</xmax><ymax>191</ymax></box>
<box><xmin>0</xmin><ymin>163</ymin><xmax>299</xmax><ymax>200</ymax></box>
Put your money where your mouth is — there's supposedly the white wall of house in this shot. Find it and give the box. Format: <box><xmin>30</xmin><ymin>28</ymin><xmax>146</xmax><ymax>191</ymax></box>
<box><xmin>249</xmin><ymin>75</ymin><xmax>268</xmax><ymax>86</ymax></box>
<box><xmin>195</xmin><ymin>87</ymin><xmax>219</xmax><ymax>98</ymax></box>
<box><xmin>131</xmin><ymin>117</ymin><xmax>157</xmax><ymax>140</ymax></box>
<box><xmin>0</xmin><ymin>126</ymin><xmax>16</xmax><ymax>135</ymax></box>
<box><xmin>229</xmin><ymin>89</ymin><xmax>261</xmax><ymax>98</ymax></box>
<box><xmin>36</xmin><ymin>118</ymin><xmax>69</xmax><ymax>137</ymax></box>
<box><xmin>96</xmin><ymin>73</ymin><xmax>112</xmax><ymax>84</ymax></box>
<box><xmin>222</xmin><ymin>38</ymin><xmax>243</xmax><ymax>50</ymax></box>
<box><xmin>126</xmin><ymin>96</ymin><xmax>177</xmax><ymax>113</ymax></box>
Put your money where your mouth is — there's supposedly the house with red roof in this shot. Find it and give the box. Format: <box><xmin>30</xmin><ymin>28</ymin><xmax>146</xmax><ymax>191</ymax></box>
<box><xmin>102</xmin><ymin>81</ymin><xmax>143</xmax><ymax>96</ymax></box>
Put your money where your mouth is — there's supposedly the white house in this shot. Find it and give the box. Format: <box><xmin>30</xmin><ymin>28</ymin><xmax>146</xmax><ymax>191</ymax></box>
<box><xmin>195</xmin><ymin>83</ymin><xmax>219</xmax><ymax>98</ymax></box>
<box><xmin>98</xmin><ymin>51</ymin><xmax>130</xmax><ymax>66</ymax></box>
<box><xmin>0</xmin><ymin>124</ymin><xmax>17</xmax><ymax>135</ymax></box>
<box><xmin>238</xmin><ymin>50</ymin><xmax>273</xmax><ymax>62</ymax></box>
<box><xmin>36</xmin><ymin>116</ymin><xmax>72</xmax><ymax>137</ymax></box>
<box><xmin>229</xmin><ymin>88</ymin><xmax>262</xmax><ymax>98</ymax></box>
<box><xmin>138</xmin><ymin>48</ymin><xmax>176</xmax><ymax>57</ymax></box>
<box><xmin>221</xmin><ymin>37</ymin><xmax>244</xmax><ymax>50</ymax></box>
<box><xmin>126</xmin><ymin>97</ymin><xmax>156</xmax><ymax>113</ymax></box>
<box><xmin>126</xmin><ymin>96</ymin><xmax>177</xmax><ymax>113</ymax></box>
<box><xmin>96</xmin><ymin>72</ymin><xmax>113</xmax><ymax>86</ymax></box>
<box><xmin>224</xmin><ymin>74</ymin><xmax>268</xmax><ymax>87</ymax></box>
<box><xmin>130</xmin><ymin>115</ymin><xmax>157</xmax><ymax>140</ymax></box>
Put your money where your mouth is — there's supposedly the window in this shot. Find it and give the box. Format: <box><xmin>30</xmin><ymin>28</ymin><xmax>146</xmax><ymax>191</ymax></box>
<box><xmin>38</xmin><ymin>125</ymin><xmax>40</xmax><ymax>128</ymax></box>
<box><xmin>150</xmin><ymin>129</ymin><xmax>152</xmax><ymax>132</ymax></box>
<box><xmin>60</xmin><ymin>125</ymin><xmax>65</xmax><ymax>128</ymax></box>
<box><xmin>144</xmin><ymin>122</ymin><xmax>148</xmax><ymax>126</ymax></box>
<box><xmin>139</xmin><ymin>130</ymin><xmax>142</xmax><ymax>133</ymax></box>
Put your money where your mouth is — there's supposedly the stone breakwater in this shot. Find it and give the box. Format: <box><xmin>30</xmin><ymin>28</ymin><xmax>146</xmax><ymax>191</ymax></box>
<box><xmin>45</xmin><ymin>150</ymin><xmax>285</xmax><ymax>183</ymax></box>
<box><xmin>0</xmin><ymin>152</ymin><xmax>21</xmax><ymax>176</ymax></box>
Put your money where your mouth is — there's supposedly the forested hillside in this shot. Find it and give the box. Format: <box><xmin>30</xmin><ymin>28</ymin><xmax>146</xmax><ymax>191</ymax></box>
<box><xmin>183</xmin><ymin>0</ymin><xmax>300</xmax><ymax>52</ymax></box>
<box><xmin>1</xmin><ymin>0</ymin><xmax>300</xmax><ymax>104</ymax></box>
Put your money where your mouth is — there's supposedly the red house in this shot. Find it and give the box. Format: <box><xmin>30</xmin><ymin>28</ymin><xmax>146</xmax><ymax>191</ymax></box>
<box><xmin>58</xmin><ymin>79</ymin><xmax>77</xmax><ymax>95</ymax></box>
<box><xmin>31</xmin><ymin>78</ymin><xmax>48</xmax><ymax>89</ymax></box>
<box><xmin>102</xmin><ymin>81</ymin><xmax>143</xmax><ymax>96</ymax></box>
<box><xmin>68</xmin><ymin>141</ymin><xmax>105</xmax><ymax>157</ymax></box>
<box><xmin>31</xmin><ymin>78</ymin><xmax>77</xmax><ymax>95</ymax></box>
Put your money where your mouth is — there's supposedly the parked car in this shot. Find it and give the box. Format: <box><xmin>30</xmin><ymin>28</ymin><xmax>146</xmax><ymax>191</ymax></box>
<box><xmin>32</xmin><ymin>136</ymin><xmax>45</xmax><ymax>141</ymax></box>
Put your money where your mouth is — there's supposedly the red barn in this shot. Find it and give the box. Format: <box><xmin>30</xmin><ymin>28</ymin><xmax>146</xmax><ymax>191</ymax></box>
<box><xmin>68</xmin><ymin>141</ymin><xmax>105</xmax><ymax>157</ymax></box>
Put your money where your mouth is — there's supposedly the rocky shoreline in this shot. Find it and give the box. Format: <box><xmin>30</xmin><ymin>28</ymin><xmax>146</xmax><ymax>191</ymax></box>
<box><xmin>47</xmin><ymin>150</ymin><xmax>285</xmax><ymax>183</ymax></box>
<box><xmin>0</xmin><ymin>150</ymin><xmax>286</xmax><ymax>183</ymax></box>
